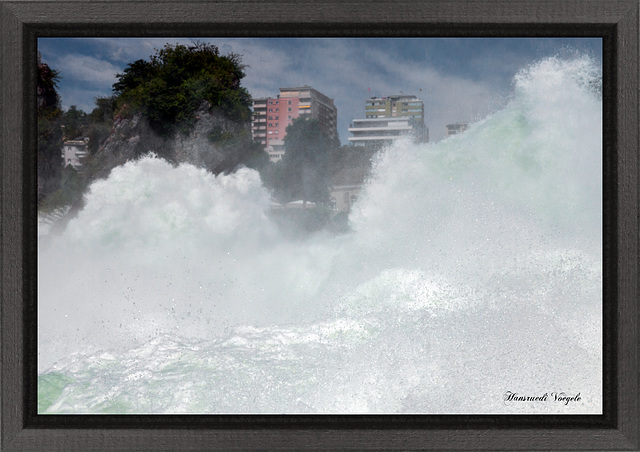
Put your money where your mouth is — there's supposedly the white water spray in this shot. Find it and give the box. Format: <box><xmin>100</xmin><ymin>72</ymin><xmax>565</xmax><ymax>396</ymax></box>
<box><xmin>38</xmin><ymin>55</ymin><xmax>602</xmax><ymax>414</ymax></box>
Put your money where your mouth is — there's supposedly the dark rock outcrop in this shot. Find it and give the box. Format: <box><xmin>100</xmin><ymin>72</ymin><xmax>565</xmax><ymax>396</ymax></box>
<box><xmin>89</xmin><ymin>102</ymin><xmax>249</xmax><ymax>181</ymax></box>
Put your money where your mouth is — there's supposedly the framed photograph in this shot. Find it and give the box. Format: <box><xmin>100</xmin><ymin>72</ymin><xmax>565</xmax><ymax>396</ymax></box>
<box><xmin>2</xmin><ymin>1</ymin><xmax>638</xmax><ymax>450</ymax></box>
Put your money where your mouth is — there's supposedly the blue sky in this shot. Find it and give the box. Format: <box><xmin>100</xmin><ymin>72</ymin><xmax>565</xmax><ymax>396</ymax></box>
<box><xmin>38</xmin><ymin>37</ymin><xmax>602</xmax><ymax>143</ymax></box>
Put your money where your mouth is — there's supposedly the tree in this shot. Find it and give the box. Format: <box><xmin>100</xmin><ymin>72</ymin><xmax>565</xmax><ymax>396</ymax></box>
<box><xmin>61</xmin><ymin>105</ymin><xmax>89</xmax><ymax>140</ymax></box>
<box><xmin>208</xmin><ymin>129</ymin><xmax>269</xmax><ymax>174</ymax></box>
<box><xmin>37</xmin><ymin>62</ymin><xmax>61</xmax><ymax>114</ymax></box>
<box><xmin>112</xmin><ymin>42</ymin><xmax>252</xmax><ymax>138</ymax></box>
<box><xmin>37</xmin><ymin>62</ymin><xmax>63</xmax><ymax>201</ymax></box>
<box><xmin>89</xmin><ymin>96</ymin><xmax>116</xmax><ymax>123</ymax></box>
<box><xmin>276</xmin><ymin>117</ymin><xmax>339</xmax><ymax>205</ymax></box>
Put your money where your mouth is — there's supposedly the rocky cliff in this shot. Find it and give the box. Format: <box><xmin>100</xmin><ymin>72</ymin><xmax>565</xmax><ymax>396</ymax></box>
<box><xmin>39</xmin><ymin>101</ymin><xmax>259</xmax><ymax>234</ymax></box>
<box><xmin>89</xmin><ymin>102</ymin><xmax>251</xmax><ymax>181</ymax></box>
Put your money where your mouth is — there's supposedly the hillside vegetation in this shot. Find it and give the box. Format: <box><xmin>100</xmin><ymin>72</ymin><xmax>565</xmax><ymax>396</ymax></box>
<box><xmin>38</xmin><ymin>43</ymin><xmax>267</xmax><ymax>212</ymax></box>
<box><xmin>112</xmin><ymin>42</ymin><xmax>252</xmax><ymax>138</ymax></box>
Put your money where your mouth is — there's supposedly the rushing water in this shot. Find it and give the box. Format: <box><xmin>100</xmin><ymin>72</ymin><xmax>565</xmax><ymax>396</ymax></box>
<box><xmin>38</xmin><ymin>55</ymin><xmax>602</xmax><ymax>414</ymax></box>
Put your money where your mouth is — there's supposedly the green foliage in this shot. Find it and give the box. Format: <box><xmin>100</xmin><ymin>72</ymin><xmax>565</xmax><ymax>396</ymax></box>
<box><xmin>37</xmin><ymin>43</ymin><xmax>262</xmax><ymax>210</ymax></box>
<box><xmin>37</xmin><ymin>63</ymin><xmax>64</xmax><ymax>201</ymax></box>
<box><xmin>207</xmin><ymin>128</ymin><xmax>269</xmax><ymax>174</ymax></box>
<box><xmin>62</xmin><ymin>105</ymin><xmax>89</xmax><ymax>140</ymax></box>
<box><xmin>85</xmin><ymin>122</ymin><xmax>112</xmax><ymax>154</ymax></box>
<box><xmin>38</xmin><ymin>165</ymin><xmax>89</xmax><ymax>213</ymax></box>
<box><xmin>37</xmin><ymin>63</ymin><xmax>61</xmax><ymax>117</ymax></box>
<box><xmin>208</xmin><ymin>129</ymin><xmax>236</xmax><ymax>144</ymax></box>
<box><xmin>37</xmin><ymin>64</ymin><xmax>98</xmax><ymax>207</ymax></box>
<box><xmin>260</xmin><ymin>161</ymin><xmax>287</xmax><ymax>201</ymax></box>
<box><xmin>84</xmin><ymin>96</ymin><xmax>118</xmax><ymax>154</ymax></box>
<box><xmin>112</xmin><ymin>59</ymin><xmax>154</xmax><ymax>94</ymax></box>
<box><xmin>113</xmin><ymin>42</ymin><xmax>252</xmax><ymax>138</ymax></box>
<box><xmin>37</xmin><ymin>116</ymin><xmax>63</xmax><ymax>197</ymax></box>
<box><xmin>270</xmin><ymin>117</ymin><xmax>339</xmax><ymax>204</ymax></box>
<box><xmin>90</xmin><ymin>96</ymin><xmax>116</xmax><ymax>123</ymax></box>
<box><xmin>329</xmin><ymin>144</ymin><xmax>377</xmax><ymax>174</ymax></box>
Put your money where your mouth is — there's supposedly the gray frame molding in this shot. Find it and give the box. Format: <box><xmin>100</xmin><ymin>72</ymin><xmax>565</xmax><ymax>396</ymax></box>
<box><xmin>1</xmin><ymin>1</ymin><xmax>638</xmax><ymax>450</ymax></box>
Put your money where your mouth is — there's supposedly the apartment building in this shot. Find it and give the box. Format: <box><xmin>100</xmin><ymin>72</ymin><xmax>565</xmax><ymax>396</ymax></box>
<box><xmin>61</xmin><ymin>138</ymin><xmax>89</xmax><ymax>171</ymax></box>
<box><xmin>252</xmin><ymin>86</ymin><xmax>338</xmax><ymax>161</ymax></box>
<box><xmin>365</xmin><ymin>94</ymin><xmax>425</xmax><ymax>122</ymax></box>
<box><xmin>348</xmin><ymin>94</ymin><xmax>428</xmax><ymax>147</ymax></box>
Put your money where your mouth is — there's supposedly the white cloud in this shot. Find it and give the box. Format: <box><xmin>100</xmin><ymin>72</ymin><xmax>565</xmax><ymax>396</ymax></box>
<box><xmin>93</xmin><ymin>37</ymin><xmax>196</xmax><ymax>63</ymax></box>
<box><xmin>270</xmin><ymin>39</ymin><xmax>510</xmax><ymax>142</ymax></box>
<box><xmin>54</xmin><ymin>54</ymin><xmax>120</xmax><ymax>86</ymax></box>
<box><xmin>90</xmin><ymin>37</ymin><xmax>298</xmax><ymax>100</ymax></box>
<box><xmin>219</xmin><ymin>40</ymin><xmax>294</xmax><ymax>97</ymax></box>
<box><xmin>40</xmin><ymin>37</ymin><xmax>598</xmax><ymax>143</ymax></box>
<box><xmin>58</xmin><ymin>86</ymin><xmax>110</xmax><ymax>113</ymax></box>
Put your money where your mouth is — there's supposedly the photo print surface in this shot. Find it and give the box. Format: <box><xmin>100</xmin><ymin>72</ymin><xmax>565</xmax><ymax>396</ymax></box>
<box><xmin>37</xmin><ymin>37</ymin><xmax>603</xmax><ymax>414</ymax></box>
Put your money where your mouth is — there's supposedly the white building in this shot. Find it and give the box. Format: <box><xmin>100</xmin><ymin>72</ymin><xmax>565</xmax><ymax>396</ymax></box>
<box><xmin>61</xmin><ymin>138</ymin><xmax>89</xmax><ymax>170</ymax></box>
<box><xmin>349</xmin><ymin>94</ymin><xmax>428</xmax><ymax>147</ymax></box>
<box><xmin>266</xmin><ymin>140</ymin><xmax>285</xmax><ymax>162</ymax></box>
<box><xmin>348</xmin><ymin>117</ymin><xmax>427</xmax><ymax>147</ymax></box>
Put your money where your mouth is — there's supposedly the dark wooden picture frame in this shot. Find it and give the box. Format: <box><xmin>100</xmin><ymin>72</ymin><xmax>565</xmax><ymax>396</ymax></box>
<box><xmin>2</xmin><ymin>1</ymin><xmax>638</xmax><ymax>450</ymax></box>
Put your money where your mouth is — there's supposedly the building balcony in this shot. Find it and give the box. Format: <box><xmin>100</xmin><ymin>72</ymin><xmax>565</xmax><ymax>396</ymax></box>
<box><xmin>348</xmin><ymin>125</ymin><xmax>413</xmax><ymax>133</ymax></box>
<box><xmin>349</xmin><ymin>133</ymin><xmax>412</xmax><ymax>140</ymax></box>
<box><xmin>348</xmin><ymin>136</ymin><xmax>409</xmax><ymax>143</ymax></box>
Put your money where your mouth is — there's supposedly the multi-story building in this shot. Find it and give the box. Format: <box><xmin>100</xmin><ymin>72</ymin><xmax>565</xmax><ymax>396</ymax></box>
<box><xmin>252</xmin><ymin>86</ymin><xmax>338</xmax><ymax>162</ymax></box>
<box><xmin>61</xmin><ymin>138</ymin><xmax>89</xmax><ymax>171</ymax></box>
<box><xmin>251</xmin><ymin>97</ymin><xmax>269</xmax><ymax>148</ymax></box>
<box><xmin>348</xmin><ymin>117</ymin><xmax>427</xmax><ymax>146</ymax></box>
<box><xmin>364</xmin><ymin>94</ymin><xmax>425</xmax><ymax>121</ymax></box>
<box><xmin>348</xmin><ymin>94</ymin><xmax>428</xmax><ymax>147</ymax></box>
<box><xmin>446</xmin><ymin>122</ymin><xmax>469</xmax><ymax>137</ymax></box>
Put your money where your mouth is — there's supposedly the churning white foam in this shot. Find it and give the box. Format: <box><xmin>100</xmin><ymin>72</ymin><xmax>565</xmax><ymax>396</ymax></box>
<box><xmin>38</xmin><ymin>55</ymin><xmax>602</xmax><ymax>414</ymax></box>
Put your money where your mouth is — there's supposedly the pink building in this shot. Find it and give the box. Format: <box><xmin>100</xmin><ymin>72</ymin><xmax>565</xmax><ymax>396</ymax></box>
<box><xmin>252</xmin><ymin>86</ymin><xmax>338</xmax><ymax>162</ymax></box>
